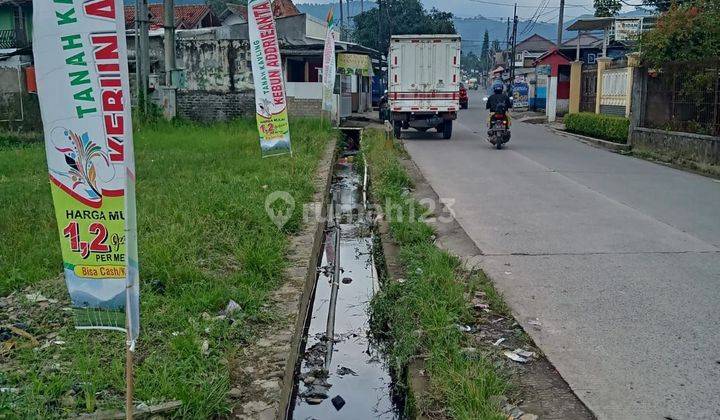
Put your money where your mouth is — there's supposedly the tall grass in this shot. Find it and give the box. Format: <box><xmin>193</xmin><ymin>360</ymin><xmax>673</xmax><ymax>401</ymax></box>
<box><xmin>363</xmin><ymin>131</ymin><xmax>508</xmax><ymax>419</ymax></box>
<box><xmin>0</xmin><ymin>118</ymin><xmax>332</xmax><ymax>417</ymax></box>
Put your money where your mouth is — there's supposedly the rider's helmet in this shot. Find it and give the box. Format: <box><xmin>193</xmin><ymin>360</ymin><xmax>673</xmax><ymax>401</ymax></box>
<box><xmin>492</xmin><ymin>81</ymin><xmax>504</xmax><ymax>94</ymax></box>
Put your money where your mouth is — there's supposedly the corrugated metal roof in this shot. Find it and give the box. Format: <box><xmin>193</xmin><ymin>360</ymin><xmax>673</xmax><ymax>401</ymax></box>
<box><xmin>515</xmin><ymin>34</ymin><xmax>555</xmax><ymax>53</ymax></box>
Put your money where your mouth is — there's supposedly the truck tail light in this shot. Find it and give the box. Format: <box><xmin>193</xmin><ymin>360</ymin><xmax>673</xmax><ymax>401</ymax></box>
<box><xmin>394</xmin><ymin>74</ymin><xmax>398</xmax><ymax>83</ymax></box>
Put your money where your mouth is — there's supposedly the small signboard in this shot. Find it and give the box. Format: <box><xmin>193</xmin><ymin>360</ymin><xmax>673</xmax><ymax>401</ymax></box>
<box><xmin>512</xmin><ymin>81</ymin><xmax>530</xmax><ymax>109</ymax></box>
<box><xmin>537</xmin><ymin>65</ymin><xmax>552</xmax><ymax>76</ymax></box>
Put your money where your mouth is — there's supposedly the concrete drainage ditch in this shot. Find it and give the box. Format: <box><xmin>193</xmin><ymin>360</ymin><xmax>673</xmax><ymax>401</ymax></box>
<box><xmin>287</xmin><ymin>128</ymin><xmax>406</xmax><ymax>419</ymax></box>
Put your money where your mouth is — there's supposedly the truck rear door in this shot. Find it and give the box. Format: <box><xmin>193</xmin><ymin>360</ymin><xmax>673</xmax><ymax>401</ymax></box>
<box><xmin>389</xmin><ymin>36</ymin><xmax>460</xmax><ymax>113</ymax></box>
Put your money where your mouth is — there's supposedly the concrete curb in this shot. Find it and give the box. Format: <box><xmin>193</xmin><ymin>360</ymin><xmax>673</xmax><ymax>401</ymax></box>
<box><xmin>549</xmin><ymin>127</ymin><xmax>631</xmax><ymax>153</ymax></box>
<box><xmin>277</xmin><ymin>139</ymin><xmax>336</xmax><ymax>419</ymax></box>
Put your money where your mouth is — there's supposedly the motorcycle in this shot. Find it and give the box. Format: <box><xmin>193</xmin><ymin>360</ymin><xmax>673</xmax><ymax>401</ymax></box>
<box><xmin>378</xmin><ymin>90</ymin><xmax>390</xmax><ymax>122</ymax></box>
<box><xmin>487</xmin><ymin>106</ymin><xmax>511</xmax><ymax>149</ymax></box>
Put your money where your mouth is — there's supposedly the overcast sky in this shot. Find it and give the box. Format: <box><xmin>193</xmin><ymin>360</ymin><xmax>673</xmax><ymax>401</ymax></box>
<box><xmin>293</xmin><ymin>0</ymin><xmax>640</xmax><ymax>21</ymax></box>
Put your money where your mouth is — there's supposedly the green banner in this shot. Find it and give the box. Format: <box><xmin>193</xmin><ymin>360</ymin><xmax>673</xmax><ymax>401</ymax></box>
<box><xmin>337</xmin><ymin>53</ymin><xmax>373</xmax><ymax>77</ymax></box>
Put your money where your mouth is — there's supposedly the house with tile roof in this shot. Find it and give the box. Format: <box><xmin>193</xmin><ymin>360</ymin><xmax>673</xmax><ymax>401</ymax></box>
<box><xmin>124</xmin><ymin>4</ymin><xmax>221</xmax><ymax>30</ymax></box>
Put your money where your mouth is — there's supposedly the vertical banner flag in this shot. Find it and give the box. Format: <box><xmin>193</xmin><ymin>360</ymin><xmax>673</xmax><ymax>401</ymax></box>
<box><xmin>33</xmin><ymin>0</ymin><xmax>140</xmax><ymax>344</ymax></box>
<box><xmin>248</xmin><ymin>0</ymin><xmax>292</xmax><ymax>157</ymax></box>
<box><xmin>321</xmin><ymin>8</ymin><xmax>336</xmax><ymax>111</ymax></box>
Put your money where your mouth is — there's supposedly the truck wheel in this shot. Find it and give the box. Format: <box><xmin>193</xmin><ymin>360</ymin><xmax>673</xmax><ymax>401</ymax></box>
<box><xmin>442</xmin><ymin>121</ymin><xmax>453</xmax><ymax>139</ymax></box>
<box><xmin>393</xmin><ymin>122</ymin><xmax>402</xmax><ymax>139</ymax></box>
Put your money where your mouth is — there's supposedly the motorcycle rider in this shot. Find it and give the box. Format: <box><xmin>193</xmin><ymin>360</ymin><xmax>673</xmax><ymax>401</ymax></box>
<box><xmin>486</xmin><ymin>82</ymin><xmax>512</xmax><ymax>142</ymax></box>
<box><xmin>485</xmin><ymin>82</ymin><xmax>512</xmax><ymax>113</ymax></box>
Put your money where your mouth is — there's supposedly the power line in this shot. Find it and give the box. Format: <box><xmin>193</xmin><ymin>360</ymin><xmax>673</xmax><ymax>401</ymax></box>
<box><xmin>467</xmin><ymin>0</ymin><xmax>595</xmax><ymax>9</ymax></box>
<box><xmin>519</xmin><ymin>0</ymin><xmax>552</xmax><ymax>36</ymax></box>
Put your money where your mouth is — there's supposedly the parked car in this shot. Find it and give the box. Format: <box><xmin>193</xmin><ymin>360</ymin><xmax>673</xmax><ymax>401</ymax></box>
<box><xmin>459</xmin><ymin>83</ymin><xmax>468</xmax><ymax>109</ymax></box>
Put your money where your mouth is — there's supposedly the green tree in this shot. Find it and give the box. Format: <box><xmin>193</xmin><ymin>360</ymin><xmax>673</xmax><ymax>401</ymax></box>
<box><xmin>480</xmin><ymin>30</ymin><xmax>490</xmax><ymax>71</ymax></box>
<box><xmin>205</xmin><ymin>0</ymin><xmax>246</xmax><ymax>16</ymax></box>
<box><xmin>461</xmin><ymin>51</ymin><xmax>482</xmax><ymax>73</ymax></box>
<box><xmin>639</xmin><ymin>0</ymin><xmax>720</xmax><ymax>66</ymax></box>
<box><xmin>642</xmin><ymin>0</ymin><xmax>691</xmax><ymax>12</ymax></box>
<box><xmin>593</xmin><ymin>0</ymin><xmax>622</xmax><ymax>16</ymax></box>
<box><xmin>352</xmin><ymin>0</ymin><xmax>456</xmax><ymax>53</ymax></box>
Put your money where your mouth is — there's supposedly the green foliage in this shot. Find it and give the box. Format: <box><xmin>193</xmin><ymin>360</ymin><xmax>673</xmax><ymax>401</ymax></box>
<box><xmin>565</xmin><ymin>112</ymin><xmax>630</xmax><ymax>144</ymax></box>
<box><xmin>482</xmin><ymin>30</ymin><xmax>490</xmax><ymax>57</ymax></box>
<box><xmin>363</xmin><ymin>131</ymin><xmax>508</xmax><ymax>419</ymax></box>
<box><xmin>206</xmin><ymin>0</ymin><xmax>247</xmax><ymax>16</ymax></box>
<box><xmin>461</xmin><ymin>51</ymin><xmax>482</xmax><ymax>74</ymax></box>
<box><xmin>352</xmin><ymin>0</ymin><xmax>456</xmax><ymax>53</ymax></box>
<box><xmin>594</xmin><ymin>0</ymin><xmax>622</xmax><ymax>16</ymax></box>
<box><xmin>642</xmin><ymin>0</ymin><xmax>692</xmax><ymax>12</ymax></box>
<box><xmin>0</xmin><ymin>118</ymin><xmax>333</xmax><ymax>416</ymax></box>
<box><xmin>639</xmin><ymin>0</ymin><xmax>720</xmax><ymax>67</ymax></box>
<box><xmin>462</xmin><ymin>30</ymin><xmax>492</xmax><ymax>74</ymax></box>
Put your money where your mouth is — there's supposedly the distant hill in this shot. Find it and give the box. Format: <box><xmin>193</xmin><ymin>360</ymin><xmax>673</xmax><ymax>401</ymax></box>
<box><xmin>296</xmin><ymin>1</ymin><xmax>375</xmax><ymax>22</ymax></box>
<box><xmin>70</xmin><ymin>289</ymin><xmax>126</xmax><ymax>310</ymax></box>
<box><xmin>454</xmin><ymin>16</ymin><xmax>562</xmax><ymax>54</ymax></box>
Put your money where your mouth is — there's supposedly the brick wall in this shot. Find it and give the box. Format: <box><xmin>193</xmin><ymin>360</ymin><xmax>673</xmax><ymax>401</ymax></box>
<box><xmin>177</xmin><ymin>91</ymin><xmax>323</xmax><ymax>122</ymax></box>
<box><xmin>176</xmin><ymin>90</ymin><xmax>255</xmax><ymax>122</ymax></box>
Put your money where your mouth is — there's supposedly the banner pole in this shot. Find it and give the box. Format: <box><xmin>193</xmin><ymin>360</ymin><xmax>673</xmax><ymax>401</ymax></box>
<box><xmin>125</xmin><ymin>328</ymin><xmax>134</xmax><ymax>420</ymax></box>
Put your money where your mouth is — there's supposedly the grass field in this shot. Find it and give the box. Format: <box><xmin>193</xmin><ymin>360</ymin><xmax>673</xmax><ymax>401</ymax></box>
<box><xmin>363</xmin><ymin>131</ymin><xmax>510</xmax><ymax>419</ymax></box>
<box><xmin>0</xmin><ymin>118</ymin><xmax>332</xmax><ymax>417</ymax></box>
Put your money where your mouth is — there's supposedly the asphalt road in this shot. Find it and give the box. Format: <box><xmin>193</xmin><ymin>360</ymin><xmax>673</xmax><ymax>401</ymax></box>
<box><xmin>400</xmin><ymin>90</ymin><xmax>720</xmax><ymax>420</ymax></box>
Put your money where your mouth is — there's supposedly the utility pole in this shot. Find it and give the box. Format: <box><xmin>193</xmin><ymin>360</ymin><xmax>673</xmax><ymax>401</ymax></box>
<box><xmin>510</xmin><ymin>3</ymin><xmax>518</xmax><ymax>82</ymax></box>
<box><xmin>361</xmin><ymin>0</ymin><xmax>364</xmax><ymax>14</ymax></box>
<box><xmin>347</xmin><ymin>0</ymin><xmax>351</xmax><ymax>28</ymax></box>
<box><xmin>377</xmin><ymin>0</ymin><xmax>381</xmax><ymax>51</ymax></box>
<box><xmin>138</xmin><ymin>0</ymin><xmax>150</xmax><ymax>112</ymax></box>
<box><xmin>134</xmin><ymin>0</ymin><xmax>140</xmax><ymax>103</ymax></box>
<box><xmin>163</xmin><ymin>0</ymin><xmax>175</xmax><ymax>86</ymax></box>
<box><xmin>505</xmin><ymin>17</ymin><xmax>510</xmax><ymax>52</ymax></box>
<box><xmin>557</xmin><ymin>0</ymin><xmax>565</xmax><ymax>48</ymax></box>
<box><xmin>339</xmin><ymin>0</ymin><xmax>344</xmax><ymax>39</ymax></box>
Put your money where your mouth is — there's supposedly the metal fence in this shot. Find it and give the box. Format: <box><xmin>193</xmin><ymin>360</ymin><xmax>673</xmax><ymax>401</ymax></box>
<box><xmin>600</xmin><ymin>67</ymin><xmax>628</xmax><ymax>116</ymax></box>
<box><xmin>0</xmin><ymin>30</ymin><xmax>16</xmax><ymax>49</ymax></box>
<box><xmin>644</xmin><ymin>59</ymin><xmax>720</xmax><ymax>137</ymax></box>
<box><xmin>580</xmin><ymin>64</ymin><xmax>597</xmax><ymax>113</ymax></box>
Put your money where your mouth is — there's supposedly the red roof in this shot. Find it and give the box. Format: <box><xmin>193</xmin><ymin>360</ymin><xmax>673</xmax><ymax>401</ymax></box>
<box><xmin>271</xmin><ymin>0</ymin><xmax>300</xmax><ymax>18</ymax></box>
<box><xmin>533</xmin><ymin>48</ymin><xmax>571</xmax><ymax>65</ymax></box>
<box><xmin>225</xmin><ymin>0</ymin><xmax>299</xmax><ymax>21</ymax></box>
<box><xmin>124</xmin><ymin>4</ymin><xmax>219</xmax><ymax>30</ymax></box>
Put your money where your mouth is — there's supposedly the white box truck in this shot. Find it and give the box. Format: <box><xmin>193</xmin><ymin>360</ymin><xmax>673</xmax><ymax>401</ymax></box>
<box><xmin>388</xmin><ymin>34</ymin><xmax>461</xmax><ymax>139</ymax></box>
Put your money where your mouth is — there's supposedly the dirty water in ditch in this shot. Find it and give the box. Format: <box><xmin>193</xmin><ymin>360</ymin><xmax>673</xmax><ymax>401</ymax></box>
<box><xmin>289</xmin><ymin>132</ymin><xmax>404</xmax><ymax>420</ymax></box>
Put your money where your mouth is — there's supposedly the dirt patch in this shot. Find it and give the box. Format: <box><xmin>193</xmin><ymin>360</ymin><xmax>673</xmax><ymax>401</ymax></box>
<box><xmin>385</xmin><ymin>148</ymin><xmax>595</xmax><ymax>420</ymax></box>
